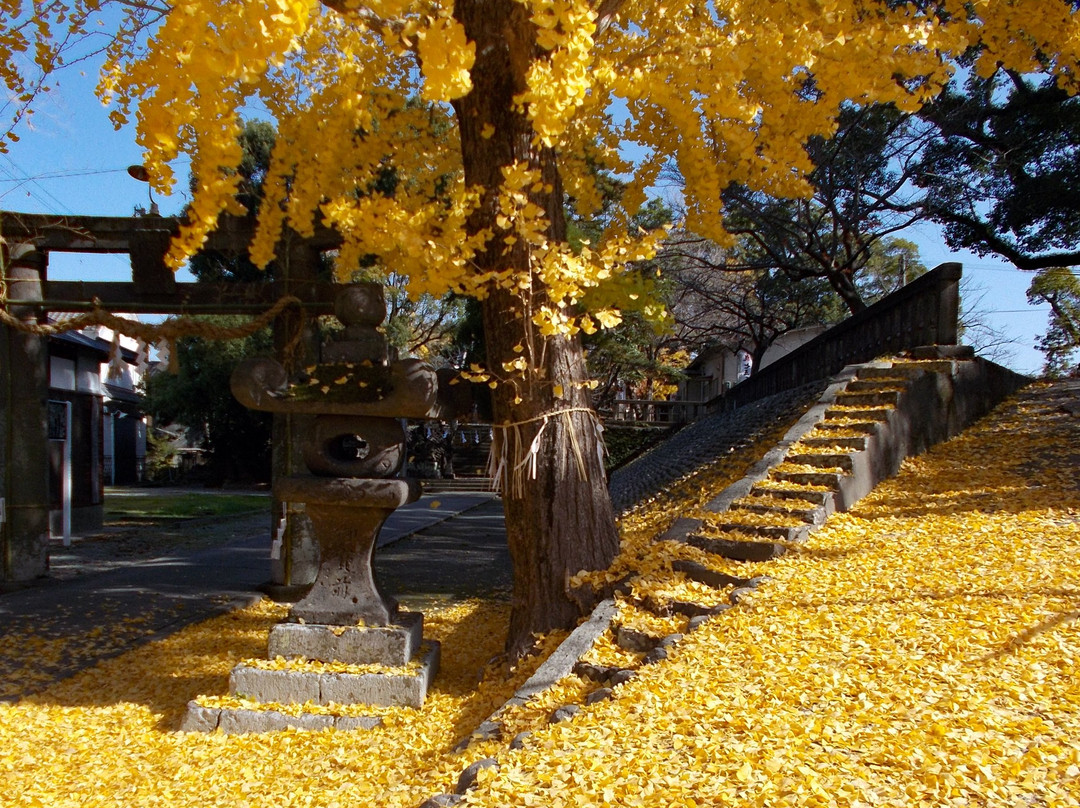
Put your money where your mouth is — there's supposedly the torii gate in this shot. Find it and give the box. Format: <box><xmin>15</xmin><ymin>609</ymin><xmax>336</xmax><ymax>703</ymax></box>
<box><xmin>0</xmin><ymin>210</ymin><xmax>340</xmax><ymax>587</ymax></box>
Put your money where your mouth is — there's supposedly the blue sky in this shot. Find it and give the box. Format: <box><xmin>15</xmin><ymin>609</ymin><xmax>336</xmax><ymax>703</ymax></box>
<box><xmin>0</xmin><ymin>60</ymin><xmax>1051</xmax><ymax>375</ymax></box>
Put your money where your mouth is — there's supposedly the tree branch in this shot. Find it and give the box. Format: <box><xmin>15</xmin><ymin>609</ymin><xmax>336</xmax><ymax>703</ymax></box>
<box><xmin>930</xmin><ymin>206</ymin><xmax>1080</xmax><ymax>270</ymax></box>
<box><xmin>318</xmin><ymin>0</ymin><xmax>412</xmax><ymax>41</ymax></box>
<box><xmin>593</xmin><ymin>0</ymin><xmax>627</xmax><ymax>35</ymax></box>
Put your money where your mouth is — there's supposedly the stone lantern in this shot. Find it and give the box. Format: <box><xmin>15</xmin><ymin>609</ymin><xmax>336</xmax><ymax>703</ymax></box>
<box><xmin>182</xmin><ymin>283</ymin><xmax>448</xmax><ymax>732</ymax></box>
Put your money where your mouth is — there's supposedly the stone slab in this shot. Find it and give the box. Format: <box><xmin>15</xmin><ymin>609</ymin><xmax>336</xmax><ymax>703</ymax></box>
<box><xmin>686</xmin><ymin>533</ymin><xmax>790</xmax><ymax>562</ymax></box>
<box><xmin>230</xmin><ymin>665</ymin><xmax>322</xmax><ymax>704</ymax></box>
<box><xmin>267</xmin><ymin>611</ymin><xmax>423</xmax><ymax>666</ymax></box>
<box><xmin>336</xmin><ymin>715</ymin><xmax>386</xmax><ymax>731</ymax></box>
<box><xmin>457</xmin><ymin>598</ymin><xmax>618</xmax><ymax>749</ymax></box>
<box><xmin>219</xmin><ymin>708</ymin><xmax>335</xmax><ymax>734</ymax></box>
<box><xmin>671</xmin><ymin>558</ymin><xmax>750</xmax><ymax>589</ymax></box>
<box><xmin>321</xmin><ymin>642</ymin><xmax>440</xmax><ymax>708</ymax></box>
<box><xmin>179</xmin><ymin>701</ymin><xmax>223</xmax><ymax>732</ymax></box>
<box><xmin>228</xmin><ymin>642</ymin><xmax>440</xmax><ymax>709</ymax></box>
<box><xmin>179</xmin><ymin>700</ymin><xmax>383</xmax><ymax>734</ymax></box>
<box><xmin>512</xmin><ymin>599</ymin><xmax>617</xmax><ymax>703</ymax></box>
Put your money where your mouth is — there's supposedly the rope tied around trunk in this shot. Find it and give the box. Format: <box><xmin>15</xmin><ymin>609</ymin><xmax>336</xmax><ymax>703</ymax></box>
<box><xmin>487</xmin><ymin>406</ymin><xmax>605</xmax><ymax>498</ymax></box>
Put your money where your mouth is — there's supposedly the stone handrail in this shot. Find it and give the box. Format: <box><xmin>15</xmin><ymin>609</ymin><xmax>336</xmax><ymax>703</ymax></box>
<box><xmin>710</xmin><ymin>262</ymin><xmax>962</xmax><ymax>412</ymax></box>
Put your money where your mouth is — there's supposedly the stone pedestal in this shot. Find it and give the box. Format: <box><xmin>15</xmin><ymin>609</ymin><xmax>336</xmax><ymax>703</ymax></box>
<box><xmin>180</xmin><ymin>610</ymin><xmax>440</xmax><ymax>732</ymax></box>
<box><xmin>277</xmin><ymin>477</ymin><xmax>418</xmax><ymax>626</ymax></box>
<box><xmin>229</xmin><ymin>637</ymin><xmax>440</xmax><ymax>709</ymax></box>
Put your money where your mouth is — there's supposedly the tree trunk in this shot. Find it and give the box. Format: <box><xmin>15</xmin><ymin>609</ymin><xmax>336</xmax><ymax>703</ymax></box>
<box><xmin>828</xmin><ymin>269</ymin><xmax>867</xmax><ymax>315</ymax></box>
<box><xmin>452</xmin><ymin>0</ymin><xmax>620</xmax><ymax>657</ymax></box>
<box><xmin>750</xmin><ymin>343</ymin><xmax>770</xmax><ymax>376</ymax></box>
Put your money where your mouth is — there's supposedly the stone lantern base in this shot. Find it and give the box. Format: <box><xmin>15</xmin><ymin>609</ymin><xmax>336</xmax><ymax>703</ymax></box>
<box><xmin>180</xmin><ymin>613</ymin><xmax>440</xmax><ymax>734</ymax></box>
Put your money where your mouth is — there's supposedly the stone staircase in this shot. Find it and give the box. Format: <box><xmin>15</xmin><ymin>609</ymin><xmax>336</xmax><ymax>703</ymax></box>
<box><xmin>420</xmin><ymin>477</ymin><xmax>496</xmax><ymax>494</ymax></box>
<box><xmin>410</xmin><ymin>423</ymin><xmax>496</xmax><ymax>494</ymax></box>
<box><xmin>659</xmin><ymin>354</ymin><xmax>1029</xmax><ymax>559</ymax></box>
<box><xmin>436</xmin><ymin>352</ymin><xmax>1030</xmax><ymax>803</ymax></box>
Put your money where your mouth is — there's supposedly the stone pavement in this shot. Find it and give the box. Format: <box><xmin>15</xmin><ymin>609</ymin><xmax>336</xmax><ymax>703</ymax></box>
<box><xmin>0</xmin><ymin>491</ymin><xmax>506</xmax><ymax>699</ymax></box>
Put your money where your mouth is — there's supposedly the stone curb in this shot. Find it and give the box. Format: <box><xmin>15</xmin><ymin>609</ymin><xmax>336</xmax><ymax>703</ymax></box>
<box><xmin>453</xmin><ymin>598</ymin><xmax>618</xmax><ymax>751</ymax></box>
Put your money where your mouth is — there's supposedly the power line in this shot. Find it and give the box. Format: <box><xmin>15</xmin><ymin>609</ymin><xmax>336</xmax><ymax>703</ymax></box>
<box><xmin>0</xmin><ymin>160</ymin><xmax>191</xmax><ymax>185</ymax></box>
<box><xmin>0</xmin><ymin>155</ymin><xmax>135</xmax><ymax>275</ymax></box>
<box><xmin>0</xmin><ymin>167</ymin><xmax>130</xmax><ymax>183</ymax></box>
<box><xmin>964</xmin><ymin>264</ymin><xmax>1080</xmax><ymax>275</ymax></box>
<box><xmin>0</xmin><ymin>153</ymin><xmax>73</xmax><ymax>213</ymax></box>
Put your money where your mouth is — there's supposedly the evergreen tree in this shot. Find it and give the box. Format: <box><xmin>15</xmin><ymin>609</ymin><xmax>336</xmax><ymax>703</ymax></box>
<box><xmin>1027</xmin><ymin>267</ymin><xmax>1080</xmax><ymax>377</ymax></box>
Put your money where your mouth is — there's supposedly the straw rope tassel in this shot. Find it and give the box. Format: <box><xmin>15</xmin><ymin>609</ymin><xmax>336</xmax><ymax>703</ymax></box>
<box><xmin>488</xmin><ymin>407</ymin><xmax>599</xmax><ymax>498</ymax></box>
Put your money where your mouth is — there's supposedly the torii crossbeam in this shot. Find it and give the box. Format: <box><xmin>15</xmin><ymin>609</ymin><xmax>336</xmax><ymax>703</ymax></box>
<box><xmin>1</xmin><ymin>210</ymin><xmax>340</xmax><ymax>585</ymax></box>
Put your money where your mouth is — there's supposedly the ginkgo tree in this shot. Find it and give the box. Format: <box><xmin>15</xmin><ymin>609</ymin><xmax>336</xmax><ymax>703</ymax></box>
<box><xmin>4</xmin><ymin>0</ymin><xmax>1080</xmax><ymax>655</ymax></box>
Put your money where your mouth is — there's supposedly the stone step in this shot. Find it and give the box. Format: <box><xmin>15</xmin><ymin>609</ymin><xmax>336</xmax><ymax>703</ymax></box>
<box><xmin>670</xmin><ymin>559</ymin><xmax>752</xmax><ymax>589</ymax></box>
<box><xmin>812</xmin><ymin>419</ymin><xmax>880</xmax><ymax>435</ymax></box>
<box><xmin>909</xmin><ymin>345</ymin><xmax>975</xmax><ymax>361</ymax></box>
<box><xmin>856</xmin><ymin>364</ymin><xmax>925</xmax><ymax>379</ymax></box>
<box><xmin>685</xmin><ymin>532</ymin><xmax>792</xmax><ymax>563</ymax></box>
<box><xmin>824</xmin><ymin>407</ymin><xmax>892</xmax><ymax>422</ymax></box>
<box><xmin>267</xmin><ymin>613</ymin><xmax>424</xmax><ymax>667</ymax></box>
<box><xmin>181</xmin><ymin>703</ymin><xmax>383</xmax><ymax>734</ymax></box>
<box><xmin>798</xmin><ymin>435</ymin><xmax>869</xmax><ymax>451</ymax></box>
<box><xmin>771</xmin><ymin>470</ymin><xmax>844</xmax><ymax>489</ymax></box>
<box><xmin>707</xmin><ymin>523</ymin><xmax>810</xmax><ymax>542</ymax></box>
<box><xmin>844</xmin><ymin>379</ymin><xmax>906</xmax><ymax>393</ymax></box>
<box><xmin>728</xmin><ymin>499</ymin><xmax>826</xmax><ymax>525</ymax></box>
<box><xmin>834</xmin><ymin>389</ymin><xmax>901</xmax><ymax>408</ymax></box>
<box><xmin>228</xmin><ymin>642</ymin><xmax>441</xmax><ymax>709</ymax></box>
<box><xmin>857</xmin><ymin>361</ymin><xmax>953</xmax><ymax>379</ymax></box>
<box><xmin>749</xmin><ymin>485</ymin><xmax>833</xmax><ymax>506</ymax></box>
<box><xmin>785</xmin><ymin>452</ymin><xmax>854</xmax><ymax>472</ymax></box>
<box><xmin>890</xmin><ymin>358</ymin><xmax>958</xmax><ymax>373</ymax></box>
<box><xmin>420</xmin><ymin>477</ymin><xmax>496</xmax><ymax>493</ymax></box>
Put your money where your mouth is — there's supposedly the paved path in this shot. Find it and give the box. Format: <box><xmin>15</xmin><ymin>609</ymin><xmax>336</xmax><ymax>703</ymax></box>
<box><xmin>0</xmin><ymin>492</ymin><xmax>506</xmax><ymax>699</ymax></box>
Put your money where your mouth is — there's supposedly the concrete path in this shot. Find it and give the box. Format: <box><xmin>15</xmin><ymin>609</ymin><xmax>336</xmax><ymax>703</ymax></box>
<box><xmin>0</xmin><ymin>491</ymin><xmax>506</xmax><ymax>699</ymax></box>
<box><xmin>376</xmin><ymin>495</ymin><xmax>512</xmax><ymax>609</ymax></box>
<box><xmin>377</xmin><ymin>492</ymin><xmax>500</xmax><ymax>546</ymax></box>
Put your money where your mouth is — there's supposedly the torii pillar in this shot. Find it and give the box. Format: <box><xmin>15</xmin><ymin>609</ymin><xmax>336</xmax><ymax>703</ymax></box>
<box><xmin>0</xmin><ymin>211</ymin><xmax>339</xmax><ymax>588</ymax></box>
<box><xmin>0</xmin><ymin>243</ymin><xmax>50</xmax><ymax>584</ymax></box>
<box><xmin>269</xmin><ymin>239</ymin><xmax>323</xmax><ymax>593</ymax></box>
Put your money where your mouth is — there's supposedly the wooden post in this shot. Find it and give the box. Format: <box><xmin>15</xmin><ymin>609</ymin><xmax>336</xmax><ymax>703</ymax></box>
<box><xmin>1</xmin><ymin>244</ymin><xmax>50</xmax><ymax>583</ymax></box>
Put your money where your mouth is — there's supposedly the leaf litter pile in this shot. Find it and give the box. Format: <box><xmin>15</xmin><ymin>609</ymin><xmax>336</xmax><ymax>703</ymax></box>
<box><xmin>1</xmin><ymin>382</ymin><xmax>1078</xmax><ymax>807</ymax></box>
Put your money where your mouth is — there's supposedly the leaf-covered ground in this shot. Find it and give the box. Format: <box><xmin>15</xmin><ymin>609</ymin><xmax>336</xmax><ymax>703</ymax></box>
<box><xmin>1</xmin><ymin>382</ymin><xmax>1077</xmax><ymax>807</ymax></box>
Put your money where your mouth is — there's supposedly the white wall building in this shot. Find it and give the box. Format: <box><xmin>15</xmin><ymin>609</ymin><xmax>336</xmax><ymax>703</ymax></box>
<box><xmin>46</xmin><ymin>318</ymin><xmax>148</xmax><ymax>538</ymax></box>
